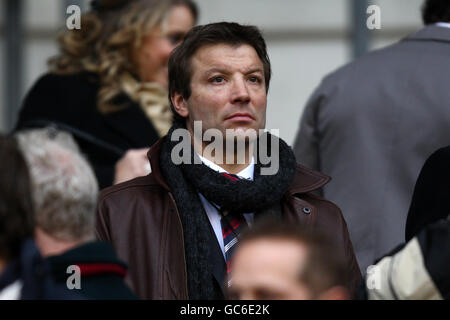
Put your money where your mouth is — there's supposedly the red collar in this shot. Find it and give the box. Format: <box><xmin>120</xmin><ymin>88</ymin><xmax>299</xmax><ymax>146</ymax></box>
<box><xmin>76</xmin><ymin>263</ymin><xmax>126</xmax><ymax>278</ymax></box>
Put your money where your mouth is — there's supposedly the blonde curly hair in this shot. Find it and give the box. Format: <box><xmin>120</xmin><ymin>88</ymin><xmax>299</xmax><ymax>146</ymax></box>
<box><xmin>49</xmin><ymin>0</ymin><xmax>197</xmax><ymax>136</ymax></box>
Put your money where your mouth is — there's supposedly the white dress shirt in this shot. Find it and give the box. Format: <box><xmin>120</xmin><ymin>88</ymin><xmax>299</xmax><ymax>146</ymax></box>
<box><xmin>197</xmin><ymin>154</ymin><xmax>254</xmax><ymax>259</ymax></box>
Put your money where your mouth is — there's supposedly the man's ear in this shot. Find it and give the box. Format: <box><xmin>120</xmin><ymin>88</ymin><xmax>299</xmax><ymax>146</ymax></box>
<box><xmin>171</xmin><ymin>92</ymin><xmax>189</xmax><ymax>118</ymax></box>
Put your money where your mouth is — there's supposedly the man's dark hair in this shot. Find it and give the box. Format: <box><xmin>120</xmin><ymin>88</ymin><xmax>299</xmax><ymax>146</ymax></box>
<box><xmin>422</xmin><ymin>0</ymin><xmax>450</xmax><ymax>24</ymax></box>
<box><xmin>236</xmin><ymin>218</ymin><xmax>348</xmax><ymax>297</ymax></box>
<box><xmin>168</xmin><ymin>22</ymin><xmax>272</xmax><ymax>122</ymax></box>
<box><xmin>0</xmin><ymin>135</ymin><xmax>34</xmax><ymax>263</ymax></box>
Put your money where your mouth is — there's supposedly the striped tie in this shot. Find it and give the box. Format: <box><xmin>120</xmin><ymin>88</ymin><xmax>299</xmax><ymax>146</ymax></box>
<box><xmin>220</xmin><ymin>172</ymin><xmax>248</xmax><ymax>287</ymax></box>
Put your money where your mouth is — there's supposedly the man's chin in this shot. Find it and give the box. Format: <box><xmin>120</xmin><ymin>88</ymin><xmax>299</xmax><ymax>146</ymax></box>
<box><xmin>224</xmin><ymin>127</ymin><xmax>260</xmax><ymax>143</ymax></box>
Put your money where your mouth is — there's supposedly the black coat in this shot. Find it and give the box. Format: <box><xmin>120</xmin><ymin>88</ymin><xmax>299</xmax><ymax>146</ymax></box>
<box><xmin>15</xmin><ymin>72</ymin><xmax>160</xmax><ymax>189</ymax></box>
<box><xmin>0</xmin><ymin>238</ymin><xmax>82</xmax><ymax>300</ymax></box>
<box><xmin>46</xmin><ymin>241</ymin><xmax>137</xmax><ymax>300</ymax></box>
<box><xmin>406</xmin><ymin>146</ymin><xmax>450</xmax><ymax>241</ymax></box>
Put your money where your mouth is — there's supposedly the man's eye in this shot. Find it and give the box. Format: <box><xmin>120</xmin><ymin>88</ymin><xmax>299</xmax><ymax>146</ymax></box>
<box><xmin>249</xmin><ymin>76</ymin><xmax>260</xmax><ymax>83</ymax></box>
<box><xmin>212</xmin><ymin>76</ymin><xmax>225</xmax><ymax>83</ymax></box>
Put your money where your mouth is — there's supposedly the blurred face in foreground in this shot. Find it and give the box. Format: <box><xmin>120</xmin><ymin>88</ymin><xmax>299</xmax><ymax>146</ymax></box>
<box><xmin>229</xmin><ymin>237</ymin><xmax>349</xmax><ymax>300</ymax></box>
<box><xmin>229</xmin><ymin>238</ymin><xmax>313</xmax><ymax>300</ymax></box>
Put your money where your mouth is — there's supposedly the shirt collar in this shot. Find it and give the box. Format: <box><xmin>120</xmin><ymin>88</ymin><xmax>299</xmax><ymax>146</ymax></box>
<box><xmin>436</xmin><ymin>22</ymin><xmax>450</xmax><ymax>29</ymax></box>
<box><xmin>197</xmin><ymin>154</ymin><xmax>254</xmax><ymax>181</ymax></box>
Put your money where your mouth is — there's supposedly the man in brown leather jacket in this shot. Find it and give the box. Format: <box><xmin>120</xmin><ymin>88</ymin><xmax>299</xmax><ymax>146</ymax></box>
<box><xmin>96</xmin><ymin>22</ymin><xmax>361</xmax><ymax>300</ymax></box>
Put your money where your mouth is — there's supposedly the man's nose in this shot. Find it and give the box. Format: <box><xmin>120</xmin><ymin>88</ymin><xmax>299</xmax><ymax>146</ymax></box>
<box><xmin>231</xmin><ymin>77</ymin><xmax>251</xmax><ymax>104</ymax></box>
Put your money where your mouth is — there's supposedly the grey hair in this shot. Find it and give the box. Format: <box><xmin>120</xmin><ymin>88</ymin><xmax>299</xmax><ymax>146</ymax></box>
<box><xmin>15</xmin><ymin>128</ymin><xmax>98</xmax><ymax>242</ymax></box>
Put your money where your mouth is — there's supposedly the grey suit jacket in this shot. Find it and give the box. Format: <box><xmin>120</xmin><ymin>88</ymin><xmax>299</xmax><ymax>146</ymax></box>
<box><xmin>293</xmin><ymin>25</ymin><xmax>450</xmax><ymax>272</ymax></box>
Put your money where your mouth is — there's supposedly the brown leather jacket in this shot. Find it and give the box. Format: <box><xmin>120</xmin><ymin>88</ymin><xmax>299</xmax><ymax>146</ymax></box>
<box><xmin>96</xmin><ymin>139</ymin><xmax>361</xmax><ymax>299</ymax></box>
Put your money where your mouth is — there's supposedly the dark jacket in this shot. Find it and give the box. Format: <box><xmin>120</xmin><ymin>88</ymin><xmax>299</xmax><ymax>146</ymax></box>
<box><xmin>0</xmin><ymin>239</ymin><xmax>81</xmax><ymax>300</ymax></box>
<box><xmin>406</xmin><ymin>146</ymin><xmax>450</xmax><ymax>241</ymax></box>
<box><xmin>46</xmin><ymin>241</ymin><xmax>137</xmax><ymax>300</ymax></box>
<box><xmin>15</xmin><ymin>72</ymin><xmax>160</xmax><ymax>189</ymax></box>
<box><xmin>96</xmin><ymin>139</ymin><xmax>362</xmax><ymax>299</ymax></box>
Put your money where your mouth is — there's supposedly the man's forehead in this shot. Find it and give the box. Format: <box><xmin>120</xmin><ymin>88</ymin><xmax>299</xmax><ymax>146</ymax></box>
<box><xmin>239</xmin><ymin>238</ymin><xmax>307</xmax><ymax>265</ymax></box>
<box><xmin>190</xmin><ymin>43</ymin><xmax>264</xmax><ymax>72</ymax></box>
<box><xmin>233</xmin><ymin>239</ymin><xmax>307</xmax><ymax>284</ymax></box>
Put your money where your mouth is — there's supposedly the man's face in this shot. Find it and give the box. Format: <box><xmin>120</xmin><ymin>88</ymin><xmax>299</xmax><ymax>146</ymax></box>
<box><xmin>229</xmin><ymin>238</ymin><xmax>313</xmax><ymax>300</ymax></box>
<box><xmin>173</xmin><ymin>43</ymin><xmax>267</xmax><ymax>139</ymax></box>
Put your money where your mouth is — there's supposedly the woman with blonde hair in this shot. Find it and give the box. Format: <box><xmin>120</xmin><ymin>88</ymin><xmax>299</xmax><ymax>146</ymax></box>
<box><xmin>16</xmin><ymin>0</ymin><xmax>197</xmax><ymax>189</ymax></box>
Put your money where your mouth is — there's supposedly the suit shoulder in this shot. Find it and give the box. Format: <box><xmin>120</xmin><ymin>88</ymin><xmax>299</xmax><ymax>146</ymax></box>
<box><xmin>320</xmin><ymin>41</ymin><xmax>405</xmax><ymax>86</ymax></box>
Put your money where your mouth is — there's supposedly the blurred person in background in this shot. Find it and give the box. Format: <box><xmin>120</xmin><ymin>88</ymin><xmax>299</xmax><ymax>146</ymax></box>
<box><xmin>16</xmin><ymin>128</ymin><xmax>136</xmax><ymax>299</ymax></box>
<box><xmin>228</xmin><ymin>219</ymin><xmax>350</xmax><ymax>300</ymax></box>
<box><xmin>293</xmin><ymin>0</ymin><xmax>450</xmax><ymax>273</ymax></box>
<box><xmin>15</xmin><ymin>0</ymin><xmax>198</xmax><ymax>189</ymax></box>
<box><xmin>0</xmin><ymin>134</ymin><xmax>76</xmax><ymax>299</ymax></box>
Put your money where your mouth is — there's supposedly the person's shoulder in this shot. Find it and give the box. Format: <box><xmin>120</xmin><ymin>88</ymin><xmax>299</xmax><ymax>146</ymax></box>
<box><xmin>16</xmin><ymin>72</ymin><xmax>99</xmax><ymax>130</ymax></box>
<box><xmin>290</xmin><ymin>164</ymin><xmax>345</xmax><ymax>220</ymax></box>
<box><xmin>289</xmin><ymin>163</ymin><xmax>330</xmax><ymax>194</ymax></box>
<box><xmin>35</xmin><ymin>71</ymin><xmax>99</xmax><ymax>90</ymax></box>
<box><xmin>24</xmin><ymin>73</ymin><xmax>61</xmax><ymax>98</ymax></box>
<box><xmin>319</xmin><ymin>40</ymin><xmax>406</xmax><ymax>88</ymax></box>
<box><xmin>98</xmin><ymin>173</ymin><xmax>166</xmax><ymax>204</ymax></box>
<box><xmin>23</xmin><ymin>71</ymin><xmax>99</xmax><ymax>104</ymax></box>
<box><xmin>417</xmin><ymin>145</ymin><xmax>450</xmax><ymax>181</ymax></box>
<box><xmin>426</xmin><ymin>145</ymin><xmax>450</xmax><ymax>163</ymax></box>
<box><xmin>303</xmin><ymin>191</ymin><xmax>343</xmax><ymax>219</ymax></box>
<box><xmin>294</xmin><ymin>186</ymin><xmax>350</xmax><ymax>243</ymax></box>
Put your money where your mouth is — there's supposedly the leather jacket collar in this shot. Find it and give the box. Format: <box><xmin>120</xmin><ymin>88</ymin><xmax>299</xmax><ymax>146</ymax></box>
<box><xmin>147</xmin><ymin>138</ymin><xmax>330</xmax><ymax>195</ymax></box>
